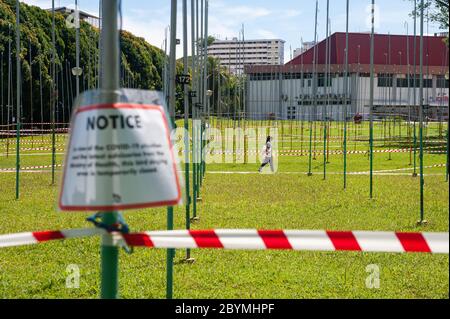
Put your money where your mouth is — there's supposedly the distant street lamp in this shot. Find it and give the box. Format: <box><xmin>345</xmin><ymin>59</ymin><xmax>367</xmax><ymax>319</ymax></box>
<box><xmin>72</xmin><ymin>66</ymin><xmax>83</xmax><ymax>77</ymax></box>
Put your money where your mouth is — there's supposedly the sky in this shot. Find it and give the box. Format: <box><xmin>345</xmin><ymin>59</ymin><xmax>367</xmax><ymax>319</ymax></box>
<box><xmin>22</xmin><ymin>0</ymin><xmax>444</xmax><ymax>62</ymax></box>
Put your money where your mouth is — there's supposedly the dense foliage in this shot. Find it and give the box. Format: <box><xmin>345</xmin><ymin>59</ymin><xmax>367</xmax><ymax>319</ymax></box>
<box><xmin>410</xmin><ymin>0</ymin><xmax>449</xmax><ymax>44</ymax></box>
<box><xmin>0</xmin><ymin>0</ymin><xmax>166</xmax><ymax>124</ymax></box>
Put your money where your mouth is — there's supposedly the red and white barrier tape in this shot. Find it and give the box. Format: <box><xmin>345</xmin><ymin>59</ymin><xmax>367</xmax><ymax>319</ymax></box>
<box><xmin>0</xmin><ymin>164</ymin><xmax>63</xmax><ymax>172</ymax></box>
<box><xmin>0</xmin><ymin>228</ymin><xmax>105</xmax><ymax>248</ymax></box>
<box><xmin>1</xmin><ymin>140</ymin><xmax>67</xmax><ymax>146</ymax></box>
<box><xmin>354</xmin><ymin>163</ymin><xmax>446</xmax><ymax>174</ymax></box>
<box><xmin>17</xmin><ymin>147</ymin><xmax>65</xmax><ymax>152</ymax></box>
<box><xmin>0</xmin><ymin>129</ymin><xmax>69</xmax><ymax>133</ymax></box>
<box><xmin>208</xmin><ymin>148</ymin><xmax>446</xmax><ymax>156</ymax></box>
<box><xmin>0</xmin><ymin>228</ymin><xmax>447</xmax><ymax>254</ymax></box>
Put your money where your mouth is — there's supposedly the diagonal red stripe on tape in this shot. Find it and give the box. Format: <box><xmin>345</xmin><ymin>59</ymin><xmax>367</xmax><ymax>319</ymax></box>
<box><xmin>396</xmin><ymin>232</ymin><xmax>431</xmax><ymax>253</ymax></box>
<box><xmin>258</xmin><ymin>230</ymin><xmax>292</xmax><ymax>249</ymax></box>
<box><xmin>123</xmin><ymin>234</ymin><xmax>154</xmax><ymax>247</ymax></box>
<box><xmin>33</xmin><ymin>231</ymin><xmax>65</xmax><ymax>242</ymax></box>
<box><xmin>190</xmin><ymin>230</ymin><xmax>224</xmax><ymax>248</ymax></box>
<box><xmin>327</xmin><ymin>231</ymin><xmax>361</xmax><ymax>251</ymax></box>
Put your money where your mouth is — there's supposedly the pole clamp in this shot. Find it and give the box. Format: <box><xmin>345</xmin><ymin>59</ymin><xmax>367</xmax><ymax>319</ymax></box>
<box><xmin>86</xmin><ymin>213</ymin><xmax>133</xmax><ymax>254</ymax></box>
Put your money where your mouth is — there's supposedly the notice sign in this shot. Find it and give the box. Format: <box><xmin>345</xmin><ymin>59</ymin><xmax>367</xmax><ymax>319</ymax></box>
<box><xmin>59</xmin><ymin>103</ymin><xmax>182</xmax><ymax>211</ymax></box>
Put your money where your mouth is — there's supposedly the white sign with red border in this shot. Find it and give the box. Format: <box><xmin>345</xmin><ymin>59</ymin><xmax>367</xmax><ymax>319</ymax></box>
<box><xmin>59</xmin><ymin>103</ymin><xmax>181</xmax><ymax>211</ymax></box>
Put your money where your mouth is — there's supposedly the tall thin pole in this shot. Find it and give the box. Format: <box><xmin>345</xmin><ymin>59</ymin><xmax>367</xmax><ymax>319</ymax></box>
<box><xmin>182</xmin><ymin>0</ymin><xmax>192</xmax><ymax>262</ymax></box>
<box><xmin>191</xmin><ymin>0</ymin><xmax>198</xmax><ymax>222</ymax></box>
<box><xmin>100</xmin><ymin>0</ymin><xmax>120</xmax><ymax>299</ymax></box>
<box><xmin>388</xmin><ymin>33</ymin><xmax>392</xmax><ymax>161</ymax></box>
<box><xmin>200</xmin><ymin>0</ymin><xmax>208</xmax><ymax>181</ymax></box>
<box><xmin>446</xmin><ymin>70</ymin><xmax>449</xmax><ymax>182</ymax></box>
<box><xmin>199</xmin><ymin>0</ymin><xmax>205</xmax><ymax>185</ymax></box>
<box><xmin>343</xmin><ymin>0</ymin><xmax>349</xmax><ymax>189</ymax></box>
<box><xmin>7</xmin><ymin>25</ymin><xmax>11</xmax><ymax>158</ymax></box>
<box><xmin>39</xmin><ymin>59</ymin><xmax>43</xmax><ymax>144</ymax></box>
<box><xmin>29</xmin><ymin>39</ymin><xmax>33</xmax><ymax>146</ymax></box>
<box><xmin>406</xmin><ymin>21</ymin><xmax>412</xmax><ymax>165</ymax></box>
<box><xmin>369</xmin><ymin>0</ymin><xmax>375</xmax><ymax>199</ymax></box>
<box><xmin>203</xmin><ymin>0</ymin><xmax>209</xmax><ymax>177</ymax></box>
<box><xmin>75</xmin><ymin>0</ymin><xmax>80</xmax><ymax>96</ymax></box>
<box><xmin>166</xmin><ymin>0</ymin><xmax>177</xmax><ymax>300</ymax></box>
<box><xmin>163</xmin><ymin>27</ymin><xmax>168</xmax><ymax>104</ymax></box>
<box><xmin>51</xmin><ymin>0</ymin><xmax>56</xmax><ymax>185</ymax></box>
<box><xmin>15</xmin><ymin>0</ymin><xmax>21</xmax><ymax>200</ymax></box>
<box><xmin>323</xmin><ymin>0</ymin><xmax>330</xmax><ymax>180</ymax></box>
<box><xmin>418</xmin><ymin>0</ymin><xmax>425</xmax><ymax>224</ymax></box>
<box><xmin>195</xmin><ymin>0</ymin><xmax>200</xmax><ymax>213</ymax></box>
<box><xmin>242</xmin><ymin>24</ymin><xmax>246</xmax><ymax>124</ymax></box>
<box><xmin>413</xmin><ymin>0</ymin><xmax>418</xmax><ymax>176</ymax></box>
<box><xmin>1</xmin><ymin>51</ymin><xmax>3</xmax><ymax>127</ymax></box>
<box><xmin>308</xmin><ymin>0</ymin><xmax>318</xmax><ymax>176</ymax></box>
<box><xmin>98</xmin><ymin>0</ymin><xmax>102</xmax><ymax>89</ymax></box>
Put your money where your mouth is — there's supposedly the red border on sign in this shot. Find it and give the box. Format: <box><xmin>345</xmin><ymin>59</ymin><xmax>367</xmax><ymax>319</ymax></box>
<box><xmin>59</xmin><ymin>103</ymin><xmax>182</xmax><ymax>212</ymax></box>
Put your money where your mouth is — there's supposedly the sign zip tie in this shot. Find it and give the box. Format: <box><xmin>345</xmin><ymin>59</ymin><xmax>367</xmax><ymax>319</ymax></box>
<box><xmin>86</xmin><ymin>213</ymin><xmax>133</xmax><ymax>254</ymax></box>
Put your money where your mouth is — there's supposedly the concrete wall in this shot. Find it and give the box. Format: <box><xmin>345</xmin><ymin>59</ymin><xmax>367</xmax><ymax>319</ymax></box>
<box><xmin>246</xmin><ymin>74</ymin><xmax>448</xmax><ymax>121</ymax></box>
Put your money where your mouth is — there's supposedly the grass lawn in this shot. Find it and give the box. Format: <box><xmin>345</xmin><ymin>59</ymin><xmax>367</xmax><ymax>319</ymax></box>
<box><xmin>0</xmin><ymin>120</ymin><xmax>448</xmax><ymax>299</ymax></box>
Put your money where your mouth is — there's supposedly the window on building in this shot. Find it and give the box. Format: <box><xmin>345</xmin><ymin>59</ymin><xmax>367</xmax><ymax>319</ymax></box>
<box><xmin>378</xmin><ymin>74</ymin><xmax>393</xmax><ymax>87</ymax></box>
<box><xmin>318</xmin><ymin>74</ymin><xmax>332</xmax><ymax>87</ymax></box>
<box><xmin>397</xmin><ymin>78</ymin><xmax>409</xmax><ymax>88</ymax></box>
<box><xmin>437</xmin><ymin>75</ymin><xmax>450</xmax><ymax>88</ymax></box>
<box><xmin>411</xmin><ymin>75</ymin><xmax>432</xmax><ymax>88</ymax></box>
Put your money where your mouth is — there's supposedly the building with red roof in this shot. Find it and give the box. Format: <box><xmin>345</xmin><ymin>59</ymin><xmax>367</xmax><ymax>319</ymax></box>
<box><xmin>244</xmin><ymin>32</ymin><xmax>449</xmax><ymax>121</ymax></box>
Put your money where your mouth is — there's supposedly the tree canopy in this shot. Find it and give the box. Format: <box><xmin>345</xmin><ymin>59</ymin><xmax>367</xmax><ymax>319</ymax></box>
<box><xmin>410</xmin><ymin>0</ymin><xmax>449</xmax><ymax>44</ymax></box>
<box><xmin>0</xmin><ymin>0</ymin><xmax>166</xmax><ymax>123</ymax></box>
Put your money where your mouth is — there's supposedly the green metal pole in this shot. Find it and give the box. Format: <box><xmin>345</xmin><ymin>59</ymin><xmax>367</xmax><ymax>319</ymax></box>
<box><xmin>343</xmin><ymin>0</ymin><xmax>349</xmax><ymax>189</ymax></box>
<box><xmin>99</xmin><ymin>0</ymin><xmax>121</xmax><ymax>299</ymax></box>
<box><xmin>199</xmin><ymin>123</ymin><xmax>203</xmax><ymax>189</ymax></box>
<box><xmin>418</xmin><ymin>0</ymin><xmax>425</xmax><ymax>224</ymax></box>
<box><xmin>191</xmin><ymin>0</ymin><xmax>197</xmax><ymax>221</ymax></box>
<box><xmin>323</xmin><ymin>0</ymin><xmax>329</xmax><ymax>180</ymax></box>
<box><xmin>412</xmin><ymin>0</ymin><xmax>418</xmax><ymax>177</ymax></box>
<box><xmin>183</xmin><ymin>0</ymin><xmax>192</xmax><ymax>261</ymax></box>
<box><xmin>369</xmin><ymin>0</ymin><xmax>375</xmax><ymax>199</ymax></box>
<box><xmin>75</xmin><ymin>0</ymin><xmax>80</xmax><ymax>96</ymax></box>
<box><xmin>309</xmin><ymin>0</ymin><xmax>318</xmax><ymax>177</ymax></box>
<box><xmin>166</xmin><ymin>0</ymin><xmax>178</xmax><ymax>299</ymax></box>
<box><xmin>201</xmin><ymin>121</ymin><xmax>204</xmax><ymax>183</ymax></box>
<box><xmin>193</xmin><ymin>119</ymin><xmax>198</xmax><ymax>218</ymax></box>
<box><xmin>51</xmin><ymin>0</ymin><xmax>56</xmax><ymax>185</ymax></box>
<box><xmin>197</xmin><ymin>0</ymin><xmax>202</xmax><ymax>202</ymax></box>
<box><xmin>166</xmin><ymin>206</ymin><xmax>174</xmax><ymax>298</ymax></box>
<box><xmin>202</xmin><ymin>0</ymin><xmax>209</xmax><ymax>183</ymax></box>
<box><xmin>446</xmin><ymin>115</ymin><xmax>449</xmax><ymax>182</ymax></box>
<box><xmin>308</xmin><ymin>114</ymin><xmax>313</xmax><ymax>175</ymax></box>
<box><xmin>101</xmin><ymin>211</ymin><xmax>119</xmax><ymax>299</ymax></box>
<box><xmin>15</xmin><ymin>0</ymin><xmax>20</xmax><ymax>200</ymax></box>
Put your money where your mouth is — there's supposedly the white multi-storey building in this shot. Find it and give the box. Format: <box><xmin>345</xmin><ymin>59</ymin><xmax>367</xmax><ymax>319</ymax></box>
<box><xmin>208</xmin><ymin>38</ymin><xmax>285</xmax><ymax>74</ymax></box>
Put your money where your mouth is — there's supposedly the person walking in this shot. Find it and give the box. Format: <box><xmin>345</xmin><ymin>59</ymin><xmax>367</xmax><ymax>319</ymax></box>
<box><xmin>258</xmin><ymin>136</ymin><xmax>274</xmax><ymax>173</ymax></box>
